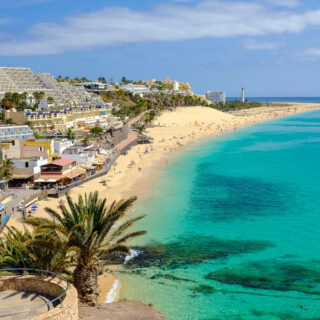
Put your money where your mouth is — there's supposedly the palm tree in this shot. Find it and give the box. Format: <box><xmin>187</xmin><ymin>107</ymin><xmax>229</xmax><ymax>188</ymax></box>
<box><xmin>47</xmin><ymin>96</ymin><xmax>54</xmax><ymax>104</ymax></box>
<box><xmin>0</xmin><ymin>226</ymin><xmax>72</xmax><ymax>274</ymax></box>
<box><xmin>33</xmin><ymin>91</ymin><xmax>45</xmax><ymax>107</ymax></box>
<box><xmin>0</xmin><ymin>159</ymin><xmax>13</xmax><ymax>191</ymax></box>
<box><xmin>67</xmin><ymin>128</ymin><xmax>75</xmax><ymax>139</ymax></box>
<box><xmin>24</xmin><ymin>192</ymin><xmax>146</xmax><ymax>305</ymax></box>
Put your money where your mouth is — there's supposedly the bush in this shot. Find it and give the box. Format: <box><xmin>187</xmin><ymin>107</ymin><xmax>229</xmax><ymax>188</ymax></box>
<box><xmin>90</xmin><ymin>127</ymin><xmax>103</xmax><ymax>135</ymax></box>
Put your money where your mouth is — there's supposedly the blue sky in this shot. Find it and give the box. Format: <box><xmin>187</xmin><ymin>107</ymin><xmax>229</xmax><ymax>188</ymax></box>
<box><xmin>1</xmin><ymin>0</ymin><xmax>320</xmax><ymax>96</ymax></box>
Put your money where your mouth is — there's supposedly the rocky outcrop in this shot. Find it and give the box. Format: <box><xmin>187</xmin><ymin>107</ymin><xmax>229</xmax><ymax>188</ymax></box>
<box><xmin>79</xmin><ymin>301</ymin><xmax>166</xmax><ymax>320</ymax></box>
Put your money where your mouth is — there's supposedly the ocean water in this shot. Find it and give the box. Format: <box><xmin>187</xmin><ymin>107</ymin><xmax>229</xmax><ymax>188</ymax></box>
<box><xmin>119</xmin><ymin>110</ymin><xmax>320</xmax><ymax>320</ymax></box>
<box><xmin>228</xmin><ymin>97</ymin><xmax>320</xmax><ymax>103</ymax></box>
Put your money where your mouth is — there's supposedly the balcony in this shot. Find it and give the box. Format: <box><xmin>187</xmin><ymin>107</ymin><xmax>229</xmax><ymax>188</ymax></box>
<box><xmin>0</xmin><ymin>268</ymin><xmax>78</xmax><ymax>320</ymax></box>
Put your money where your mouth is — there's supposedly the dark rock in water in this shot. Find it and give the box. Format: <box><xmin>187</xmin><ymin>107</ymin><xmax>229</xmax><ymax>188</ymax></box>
<box><xmin>206</xmin><ymin>260</ymin><xmax>320</xmax><ymax>295</ymax></box>
<box><xmin>193</xmin><ymin>284</ymin><xmax>216</xmax><ymax>294</ymax></box>
<box><xmin>189</xmin><ymin>169</ymin><xmax>290</xmax><ymax>222</ymax></box>
<box><xmin>150</xmin><ymin>273</ymin><xmax>195</xmax><ymax>283</ymax></box>
<box><xmin>251</xmin><ymin>309</ymin><xmax>320</xmax><ymax>320</ymax></box>
<box><xmin>125</xmin><ymin>236</ymin><xmax>274</xmax><ymax>269</ymax></box>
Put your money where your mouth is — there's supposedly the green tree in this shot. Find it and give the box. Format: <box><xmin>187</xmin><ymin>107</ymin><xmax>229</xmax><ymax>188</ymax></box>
<box><xmin>3</xmin><ymin>118</ymin><xmax>15</xmax><ymax>125</ymax></box>
<box><xmin>0</xmin><ymin>159</ymin><xmax>13</xmax><ymax>190</ymax></box>
<box><xmin>98</xmin><ymin>77</ymin><xmax>107</xmax><ymax>84</ymax></box>
<box><xmin>47</xmin><ymin>96</ymin><xmax>54</xmax><ymax>104</ymax></box>
<box><xmin>0</xmin><ymin>226</ymin><xmax>72</xmax><ymax>274</ymax></box>
<box><xmin>25</xmin><ymin>192</ymin><xmax>146</xmax><ymax>305</ymax></box>
<box><xmin>17</xmin><ymin>101</ymin><xmax>29</xmax><ymax>111</ymax></box>
<box><xmin>67</xmin><ymin>128</ymin><xmax>75</xmax><ymax>139</ymax></box>
<box><xmin>32</xmin><ymin>91</ymin><xmax>46</xmax><ymax>107</ymax></box>
<box><xmin>90</xmin><ymin>127</ymin><xmax>103</xmax><ymax>135</ymax></box>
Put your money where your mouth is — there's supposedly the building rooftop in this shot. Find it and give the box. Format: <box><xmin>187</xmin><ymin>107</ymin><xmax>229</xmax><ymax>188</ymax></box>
<box><xmin>50</xmin><ymin>158</ymin><xmax>75</xmax><ymax>166</ymax></box>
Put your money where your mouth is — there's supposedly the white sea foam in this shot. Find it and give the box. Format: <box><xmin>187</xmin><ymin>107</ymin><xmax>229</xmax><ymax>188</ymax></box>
<box><xmin>124</xmin><ymin>249</ymin><xmax>140</xmax><ymax>264</ymax></box>
<box><xmin>105</xmin><ymin>279</ymin><xmax>119</xmax><ymax>304</ymax></box>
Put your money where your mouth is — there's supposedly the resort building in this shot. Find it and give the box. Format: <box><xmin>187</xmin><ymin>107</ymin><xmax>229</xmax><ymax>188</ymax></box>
<box><xmin>119</xmin><ymin>84</ymin><xmax>151</xmax><ymax>95</ymax></box>
<box><xmin>205</xmin><ymin>91</ymin><xmax>226</xmax><ymax>105</ymax></box>
<box><xmin>0</xmin><ymin>139</ymin><xmax>20</xmax><ymax>160</ymax></box>
<box><xmin>4</xmin><ymin>105</ymin><xmax>115</xmax><ymax>133</ymax></box>
<box><xmin>0</xmin><ymin>125</ymin><xmax>33</xmax><ymax>140</ymax></box>
<box><xmin>20</xmin><ymin>139</ymin><xmax>54</xmax><ymax>161</ymax></box>
<box><xmin>10</xmin><ymin>157</ymin><xmax>48</xmax><ymax>186</ymax></box>
<box><xmin>20</xmin><ymin>144</ymin><xmax>49</xmax><ymax>160</ymax></box>
<box><xmin>173</xmin><ymin>81</ymin><xmax>179</xmax><ymax>91</ymax></box>
<box><xmin>54</xmin><ymin>139</ymin><xmax>75</xmax><ymax>156</ymax></box>
<box><xmin>61</xmin><ymin>145</ymin><xmax>98</xmax><ymax>166</ymax></box>
<box><xmin>39</xmin><ymin>158</ymin><xmax>86</xmax><ymax>185</ymax></box>
<box><xmin>75</xmin><ymin>82</ymin><xmax>107</xmax><ymax>92</ymax></box>
<box><xmin>0</xmin><ymin>67</ymin><xmax>104</xmax><ymax>106</ymax></box>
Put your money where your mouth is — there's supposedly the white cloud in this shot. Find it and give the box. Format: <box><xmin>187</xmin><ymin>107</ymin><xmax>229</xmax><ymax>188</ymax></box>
<box><xmin>296</xmin><ymin>47</ymin><xmax>320</xmax><ymax>61</ymax></box>
<box><xmin>0</xmin><ymin>0</ymin><xmax>320</xmax><ymax>56</ymax></box>
<box><xmin>244</xmin><ymin>40</ymin><xmax>280</xmax><ymax>50</ymax></box>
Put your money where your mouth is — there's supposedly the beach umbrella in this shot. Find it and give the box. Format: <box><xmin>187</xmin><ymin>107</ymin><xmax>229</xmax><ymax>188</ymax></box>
<box><xmin>31</xmin><ymin>205</ymin><xmax>38</xmax><ymax>209</ymax></box>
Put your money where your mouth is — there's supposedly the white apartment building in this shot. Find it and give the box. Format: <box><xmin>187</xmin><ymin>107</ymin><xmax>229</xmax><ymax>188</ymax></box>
<box><xmin>0</xmin><ymin>125</ymin><xmax>33</xmax><ymax>140</ymax></box>
<box><xmin>0</xmin><ymin>67</ymin><xmax>104</xmax><ymax>106</ymax></box>
<box><xmin>205</xmin><ymin>91</ymin><xmax>226</xmax><ymax>105</ymax></box>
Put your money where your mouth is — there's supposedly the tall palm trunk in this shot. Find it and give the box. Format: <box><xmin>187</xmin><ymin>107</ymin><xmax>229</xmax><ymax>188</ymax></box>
<box><xmin>73</xmin><ymin>263</ymin><xmax>98</xmax><ymax>305</ymax></box>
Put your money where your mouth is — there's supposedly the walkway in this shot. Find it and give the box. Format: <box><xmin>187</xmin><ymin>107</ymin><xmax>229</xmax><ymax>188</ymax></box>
<box><xmin>0</xmin><ymin>290</ymin><xmax>55</xmax><ymax>320</ymax></box>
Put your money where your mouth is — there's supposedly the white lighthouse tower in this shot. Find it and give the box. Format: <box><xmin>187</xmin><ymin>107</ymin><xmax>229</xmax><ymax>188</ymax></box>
<box><xmin>241</xmin><ymin>87</ymin><xmax>245</xmax><ymax>102</ymax></box>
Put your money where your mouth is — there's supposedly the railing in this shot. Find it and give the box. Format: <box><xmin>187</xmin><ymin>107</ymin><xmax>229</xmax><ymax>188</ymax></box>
<box><xmin>0</xmin><ymin>268</ymin><xmax>69</xmax><ymax>318</ymax></box>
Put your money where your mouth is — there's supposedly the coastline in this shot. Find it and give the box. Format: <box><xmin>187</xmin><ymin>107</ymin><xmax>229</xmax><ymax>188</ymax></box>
<box><xmin>8</xmin><ymin>103</ymin><xmax>320</xmax><ymax>303</ymax></box>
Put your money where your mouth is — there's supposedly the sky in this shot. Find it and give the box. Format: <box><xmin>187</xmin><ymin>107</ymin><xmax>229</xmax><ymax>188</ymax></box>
<box><xmin>1</xmin><ymin>0</ymin><xmax>320</xmax><ymax>96</ymax></box>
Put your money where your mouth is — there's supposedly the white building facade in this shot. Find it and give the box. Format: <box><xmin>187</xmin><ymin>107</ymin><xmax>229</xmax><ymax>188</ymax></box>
<box><xmin>205</xmin><ymin>91</ymin><xmax>226</xmax><ymax>105</ymax></box>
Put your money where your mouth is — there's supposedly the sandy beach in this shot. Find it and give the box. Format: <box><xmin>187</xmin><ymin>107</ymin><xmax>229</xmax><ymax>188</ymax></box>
<box><xmin>8</xmin><ymin>103</ymin><xmax>320</xmax><ymax>302</ymax></box>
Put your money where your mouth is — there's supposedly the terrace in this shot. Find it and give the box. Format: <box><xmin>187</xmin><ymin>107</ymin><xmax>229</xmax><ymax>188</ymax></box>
<box><xmin>0</xmin><ymin>268</ymin><xmax>77</xmax><ymax>320</ymax></box>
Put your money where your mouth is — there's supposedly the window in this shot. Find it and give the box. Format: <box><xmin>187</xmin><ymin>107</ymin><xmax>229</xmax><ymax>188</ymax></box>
<box><xmin>25</xmin><ymin>162</ymin><xmax>29</xmax><ymax>168</ymax></box>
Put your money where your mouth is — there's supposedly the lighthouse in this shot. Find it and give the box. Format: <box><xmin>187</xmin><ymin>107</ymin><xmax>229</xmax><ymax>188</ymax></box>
<box><xmin>241</xmin><ymin>87</ymin><xmax>245</xmax><ymax>102</ymax></box>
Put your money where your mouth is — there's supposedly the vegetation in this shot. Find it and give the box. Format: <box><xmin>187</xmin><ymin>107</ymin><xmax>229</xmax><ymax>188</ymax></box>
<box><xmin>90</xmin><ymin>127</ymin><xmax>103</xmax><ymax>135</ymax></box>
<box><xmin>3</xmin><ymin>118</ymin><xmax>15</xmax><ymax>125</ymax></box>
<box><xmin>107</xmin><ymin>91</ymin><xmax>209</xmax><ymax>122</ymax></box>
<box><xmin>0</xmin><ymin>92</ymin><xmax>28</xmax><ymax>110</ymax></box>
<box><xmin>0</xmin><ymin>226</ymin><xmax>71</xmax><ymax>275</ymax></box>
<box><xmin>212</xmin><ymin>100</ymin><xmax>262</xmax><ymax>112</ymax></box>
<box><xmin>47</xmin><ymin>96</ymin><xmax>54</xmax><ymax>104</ymax></box>
<box><xmin>15</xmin><ymin>192</ymin><xmax>146</xmax><ymax>305</ymax></box>
<box><xmin>132</xmin><ymin>124</ymin><xmax>146</xmax><ymax>134</ymax></box>
<box><xmin>67</xmin><ymin>128</ymin><xmax>75</xmax><ymax>139</ymax></box>
<box><xmin>32</xmin><ymin>91</ymin><xmax>45</xmax><ymax>107</ymax></box>
<box><xmin>34</xmin><ymin>133</ymin><xmax>44</xmax><ymax>139</ymax></box>
<box><xmin>0</xmin><ymin>159</ymin><xmax>13</xmax><ymax>190</ymax></box>
<box><xmin>56</xmin><ymin>75</ymin><xmax>107</xmax><ymax>84</ymax></box>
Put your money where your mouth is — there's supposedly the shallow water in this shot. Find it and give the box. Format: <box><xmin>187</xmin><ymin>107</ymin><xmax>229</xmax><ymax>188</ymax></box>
<box><xmin>119</xmin><ymin>110</ymin><xmax>320</xmax><ymax>320</ymax></box>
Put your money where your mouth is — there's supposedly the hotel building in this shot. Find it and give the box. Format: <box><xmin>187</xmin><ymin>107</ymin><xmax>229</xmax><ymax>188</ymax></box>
<box><xmin>205</xmin><ymin>91</ymin><xmax>226</xmax><ymax>105</ymax></box>
<box><xmin>5</xmin><ymin>105</ymin><xmax>115</xmax><ymax>133</ymax></box>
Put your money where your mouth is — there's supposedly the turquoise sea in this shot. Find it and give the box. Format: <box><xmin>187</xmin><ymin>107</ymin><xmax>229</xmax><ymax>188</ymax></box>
<box><xmin>119</xmin><ymin>110</ymin><xmax>320</xmax><ymax>320</ymax></box>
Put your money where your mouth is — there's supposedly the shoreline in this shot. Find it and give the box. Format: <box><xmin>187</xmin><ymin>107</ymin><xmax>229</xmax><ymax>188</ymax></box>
<box><xmin>8</xmin><ymin>103</ymin><xmax>320</xmax><ymax>303</ymax></box>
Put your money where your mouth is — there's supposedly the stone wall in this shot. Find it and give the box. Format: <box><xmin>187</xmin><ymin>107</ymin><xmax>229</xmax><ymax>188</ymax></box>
<box><xmin>0</xmin><ymin>275</ymin><xmax>78</xmax><ymax>320</ymax></box>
